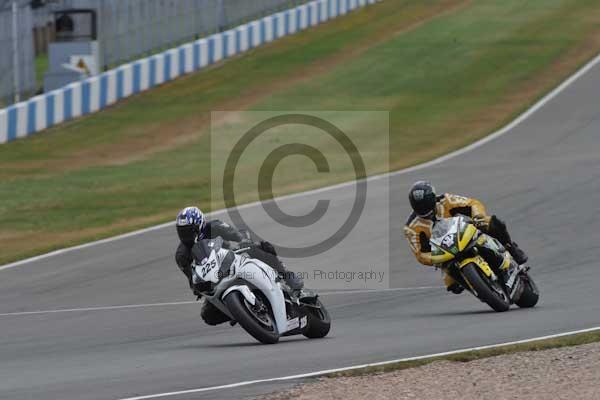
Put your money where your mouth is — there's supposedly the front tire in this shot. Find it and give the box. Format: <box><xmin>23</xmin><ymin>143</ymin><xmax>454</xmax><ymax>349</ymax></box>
<box><xmin>515</xmin><ymin>274</ymin><xmax>539</xmax><ymax>308</ymax></box>
<box><xmin>462</xmin><ymin>263</ymin><xmax>510</xmax><ymax>312</ymax></box>
<box><xmin>302</xmin><ymin>299</ymin><xmax>331</xmax><ymax>339</ymax></box>
<box><xmin>224</xmin><ymin>291</ymin><xmax>279</xmax><ymax>344</ymax></box>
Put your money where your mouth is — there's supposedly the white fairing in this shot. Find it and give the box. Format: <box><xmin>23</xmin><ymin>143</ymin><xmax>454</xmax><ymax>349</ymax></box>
<box><xmin>194</xmin><ymin>249</ymin><xmax>221</xmax><ymax>283</ymax></box>
<box><xmin>193</xmin><ymin>242</ymin><xmax>289</xmax><ymax>335</ymax></box>
<box><xmin>231</xmin><ymin>258</ymin><xmax>288</xmax><ymax>335</ymax></box>
<box><xmin>222</xmin><ymin>285</ymin><xmax>256</xmax><ymax>306</ymax></box>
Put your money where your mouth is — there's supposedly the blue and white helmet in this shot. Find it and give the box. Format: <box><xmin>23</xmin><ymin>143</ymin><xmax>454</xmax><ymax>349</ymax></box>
<box><xmin>176</xmin><ymin>206</ymin><xmax>205</xmax><ymax>245</ymax></box>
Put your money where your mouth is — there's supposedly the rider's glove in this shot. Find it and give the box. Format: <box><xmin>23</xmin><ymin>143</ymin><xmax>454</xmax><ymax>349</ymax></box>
<box><xmin>473</xmin><ymin>214</ymin><xmax>490</xmax><ymax>229</ymax></box>
<box><xmin>192</xmin><ymin>281</ymin><xmax>210</xmax><ymax>297</ymax></box>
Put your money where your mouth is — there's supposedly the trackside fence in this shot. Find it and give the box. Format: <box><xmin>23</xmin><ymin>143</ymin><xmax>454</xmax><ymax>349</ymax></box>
<box><xmin>0</xmin><ymin>2</ymin><xmax>36</xmax><ymax>106</ymax></box>
<box><xmin>0</xmin><ymin>0</ymin><xmax>378</xmax><ymax>144</ymax></box>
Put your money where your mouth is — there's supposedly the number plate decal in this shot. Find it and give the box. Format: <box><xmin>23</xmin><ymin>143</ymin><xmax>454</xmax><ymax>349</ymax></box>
<box><xmin>195</xmin><ymin>251</ymin><xmax>220</xmax><ymax>283</ymax></box>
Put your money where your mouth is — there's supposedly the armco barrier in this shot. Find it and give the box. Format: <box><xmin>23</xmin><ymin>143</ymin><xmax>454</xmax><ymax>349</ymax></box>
<box><xmin>0</xmin><ymin>0</ymin><xmax>378</xmax><ymax>144</ymax></box>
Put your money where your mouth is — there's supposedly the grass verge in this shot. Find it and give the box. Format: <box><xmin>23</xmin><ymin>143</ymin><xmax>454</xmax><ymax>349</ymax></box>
<box><xmin>2</xmin><ymin>0</ymin><xmax>600</xmax><ymax>264</ymax></box>
<box><xmin>327</xmin><ymin>329</ymin><xmax>600</xmax><ymax>378</ymax></box>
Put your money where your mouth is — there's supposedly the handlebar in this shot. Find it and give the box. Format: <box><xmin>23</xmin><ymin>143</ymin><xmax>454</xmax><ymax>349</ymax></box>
<box><xmin>234</xmin><ymin>246</ymin><xmax>252</xmax><ymax>254</ymax></box>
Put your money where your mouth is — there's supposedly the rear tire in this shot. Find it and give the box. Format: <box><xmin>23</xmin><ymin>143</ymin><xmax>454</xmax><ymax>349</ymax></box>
<box><xmin>462</xmin><ymin>263</ymin><xmax>510</xmax><ymax>312</ymax></box>
<box><xmin>515</xmin><ymin>274</ymin><xmax>539</xmax><ymax>308</ymax></box>
<box><xmin>302</xmin><ymin>299</ymin><xmax>331</xmax><ymax>339</ymax></box>
<box><xmin>224</xmin><ymin>291</ymin><xmax>279</xmax><ymax>344</ymax></box>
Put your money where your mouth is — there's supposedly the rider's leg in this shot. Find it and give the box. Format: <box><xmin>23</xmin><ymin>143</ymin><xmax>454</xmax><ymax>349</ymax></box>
<box><xmin>247</xmin><ymin>245</ymin><xmax>304</xmax><ymax>290</ymax></box>
<box><xmin>445</xmin><ymin>273</ymin><xmax>463</xmax><ymax>294</ymax></box>
<box><xmin>487</xmin><ymin>215</ymin><xmax>528</xmax><ymax>264</ymax></box>
<box><xmin>200</xmin><ymin>298</ymin><xmax>231</xmax><ymax>325</ymax></box>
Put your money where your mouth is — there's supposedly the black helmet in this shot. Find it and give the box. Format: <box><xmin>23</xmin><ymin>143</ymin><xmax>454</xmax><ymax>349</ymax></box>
<box><xmin>408</xmin><ymin>181</ymin><xmax>437</xmax><ymax>217</ymax></box>
<box><xmin>176</xmin><ymin>206</ymin><xmax>205</xmax><ymax>247</ymax></box>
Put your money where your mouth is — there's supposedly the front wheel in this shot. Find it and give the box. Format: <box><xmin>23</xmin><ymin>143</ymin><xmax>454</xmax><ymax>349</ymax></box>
<box><xmin>515</xmin><ymin>274</ymin><xmax>539</xmax><ymax>308</ymax></box>
<box><xmin>302</xmin><ymin>299</ymin><xmax>331</xmax><ymax>339</ymax></box>
<box><xmin>224</xmin><ymin>291</ymin><xmax>279</xmax><ymax>344</ymax></box>
<box><xmin>462</xmin><ymin>263</ymin><xmax>510</xmax><ymax>312</ymax></box>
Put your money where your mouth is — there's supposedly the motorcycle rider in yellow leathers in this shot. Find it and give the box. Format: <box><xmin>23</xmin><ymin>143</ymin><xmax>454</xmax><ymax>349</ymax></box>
<box><xmin>404</xmin><ymin>181</ymin><xmax>528</xmax><ymax>294</ymax></box>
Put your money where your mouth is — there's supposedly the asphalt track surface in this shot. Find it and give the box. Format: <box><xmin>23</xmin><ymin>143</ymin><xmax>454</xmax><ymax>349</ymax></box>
<box><xmin>2</xmin><ymin>55</ymin><xmax>600</xmax><ymax>399</ymax></box>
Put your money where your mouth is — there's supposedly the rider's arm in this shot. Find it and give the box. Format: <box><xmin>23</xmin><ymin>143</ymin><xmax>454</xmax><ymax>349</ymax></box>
<box><xmin>404</xmin><ymin>226</ymin><xmax>434</xmax><ymax>266</ymax></box>
<box><xmin>205</xmin><ymin>220</ymin><xmax>244</xmax><ymax>242</ymax></box>
<box><xmin>444</xmin><ymin>193</ymin><xmax>488</xmax><ymax>219</ymax></box>
<box><xmin>191</xmin><ymin>239</ymin><xmax>212</xmax><ymax>262</ymax></box>
<box><xmin>468</xmin><ymin>197</ymin><xmax>487</xmax><ymax>218</ymax></box>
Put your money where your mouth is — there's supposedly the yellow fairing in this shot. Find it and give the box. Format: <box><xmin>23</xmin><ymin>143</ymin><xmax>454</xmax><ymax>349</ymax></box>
<box><xmin>458</xmin><ymin>224</ymin><xmax>477</xmax><ymax>251</ymax></box>
<box><xmin>458</xmin><ymin>255</ymin><xmax>493</xmax><ymax>277</ymax></box>
<box><xmin>500</xmin><ymin>252</ymin><xmax>512</xmax><ymax>271</ymax></box>
<box><xmin>431</xmin><ymin>248</ymin><xmax>455</xmax><ymax>264</ymax></box>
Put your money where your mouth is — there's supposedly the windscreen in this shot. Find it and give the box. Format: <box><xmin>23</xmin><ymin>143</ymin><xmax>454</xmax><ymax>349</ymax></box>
<box><xmin>431</xmin><ymin>218</ymin><xmax>457</xmax><ymax>240</ymax></box>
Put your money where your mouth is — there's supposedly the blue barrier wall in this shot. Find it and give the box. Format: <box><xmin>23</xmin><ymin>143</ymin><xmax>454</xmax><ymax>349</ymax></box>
<box><xmin>0</xmin><ymin>0</ymin><xmax>377</xmax><ymax>144</ymax></box>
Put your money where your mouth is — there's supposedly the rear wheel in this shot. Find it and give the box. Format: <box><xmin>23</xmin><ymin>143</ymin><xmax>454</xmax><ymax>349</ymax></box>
<box><xmin>302</xmin><ymin>299</ymin><xmax>331</xmax><ymax>339</ymax></box>
<box><xmin>515</xmin><ymin>274</ymin><xmax>539</xmax><ymax>308</ymax></box>
<box><xmin>462</xmin><ymin>263</ymin><xmax>510</xmax><ymax>312</ymax></box>
<box><xmin>224</xmin><ymin>291</ymin><xmax>279</xmax><ymax>344</ymax></box>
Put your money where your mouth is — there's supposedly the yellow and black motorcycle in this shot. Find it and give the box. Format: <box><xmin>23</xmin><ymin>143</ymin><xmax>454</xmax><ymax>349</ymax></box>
<box><xmin>430</xmin><ymin>215</ymin><xmax>539</xmax><ymax>312</ymax></box>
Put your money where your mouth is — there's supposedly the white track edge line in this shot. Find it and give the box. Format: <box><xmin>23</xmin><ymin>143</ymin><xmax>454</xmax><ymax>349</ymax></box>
<box><xmin>319</xmin><ymin>286</ymin><xmax>442</xmax><ymax>295</ymax></box>
<box><xmin>3</xmin><ymin>52</ymin><xmax>600</xmax><ymax>273</ymax></box>
<box><xmin>0</xmin><ymin>287</ymin><xmax>442</xmax><ymax>317</ymax></box>
<box><xmin>0</xmin><ymin>301</ymin><xmax>196</xmax><ymax>317</ymax></box>
<box><xmin>118</xmin><ymin>325</ymin><xmax>600</xmax><ymax>400</ymax></box>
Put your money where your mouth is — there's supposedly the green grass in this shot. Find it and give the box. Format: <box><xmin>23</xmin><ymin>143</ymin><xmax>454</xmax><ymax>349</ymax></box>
<box><xmin>35</xmin><ymin>54</ymin><xmax>48</xmax><ymax>92</ymax></box>
<box><xmin>1</xmin><ymin>0</ymin><xmax>600</xmax><ymax>264</ymax></box>
<box><xmin>327</xmin><ymin>329</ymin><xmax>600</xmax><ymax>377</ymax></box>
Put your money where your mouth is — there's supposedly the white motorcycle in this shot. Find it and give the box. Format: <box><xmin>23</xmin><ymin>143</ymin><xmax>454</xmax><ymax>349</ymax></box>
<box><xmin>191</xmin><ymin>237</ymin><xmax>331</xmax><ymax>344</ymax></box>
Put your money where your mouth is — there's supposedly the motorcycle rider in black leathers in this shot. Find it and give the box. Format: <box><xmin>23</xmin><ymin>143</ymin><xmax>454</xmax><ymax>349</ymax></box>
<box><xmin>174</xmin><ymin>206</ymin><xmax>304</xmax><ymax>326</ymax></box>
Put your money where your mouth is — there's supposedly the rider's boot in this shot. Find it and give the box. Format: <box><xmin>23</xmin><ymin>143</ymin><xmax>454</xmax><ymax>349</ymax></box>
<box><xmin>295</xmin><ymin>289</ymin><xmax>318</xmax><ymax>304</ymax></box>
<box><xmin>445</xmin><ymin>274</ymin><xmax>463</xmax><ymax>294</ymax></box>
<box><xmin>282</xmin><ymin>270</ymin><xmax>307</xmax><ymax>298</ymax></box>
<box><xmin>281</xmin><ymin>269</ymin><xmax>319</xmax><ymax>303</ymax></box>
<box><xmin>506</xmin><ymin>242</ymin><xmax>528</xmax><ymax>265</ymax></box>
<box><xmin>282</xmin><ymin>270</ymin><xmax>304</xmax><ymax>291</ymax></box>
<box><xmin>488</xmin><ymin>216</ymin><xmax>528</xmax><ymax>265</ymax></box>
<box><xmin>447</xmin><ymin>282</ymin><xmax>464</xmax><ymax>294</ymax></box>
